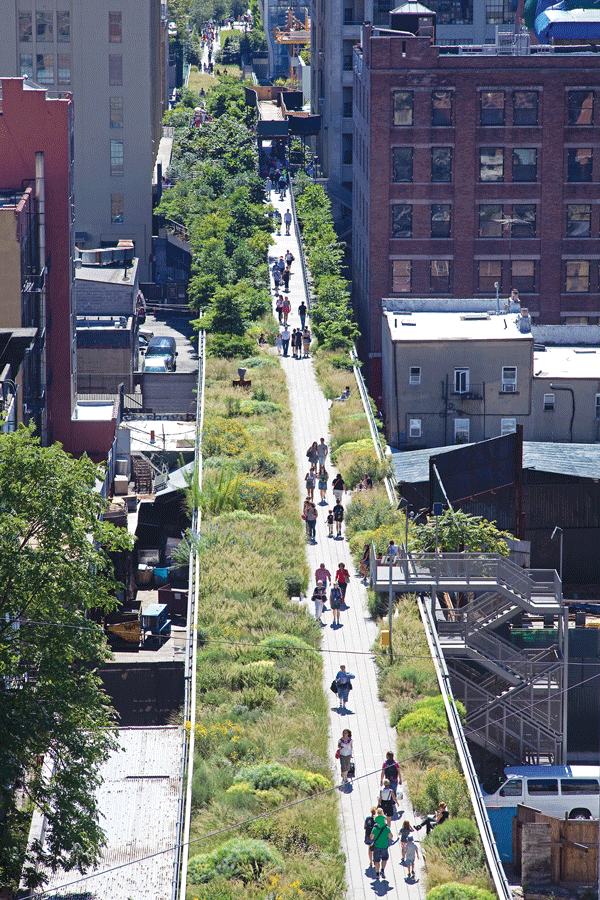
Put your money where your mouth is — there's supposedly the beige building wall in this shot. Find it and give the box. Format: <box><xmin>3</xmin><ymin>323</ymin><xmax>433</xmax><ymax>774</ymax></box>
<box><xmin>531</xmin><ymin>378</ymin><xmax>600</xmax><ymax>444</ymax></box>
<box><xmin>0</xmin><ymin>210</ymin><xmax>22</xmax><ymax>327</ymax></box>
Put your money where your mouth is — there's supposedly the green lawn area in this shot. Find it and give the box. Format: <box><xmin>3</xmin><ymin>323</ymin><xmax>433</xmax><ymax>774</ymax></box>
<box><xmin>187</xmin><ymin>65</ymin><xmax>242</xmax><ymax>94</ymax></box>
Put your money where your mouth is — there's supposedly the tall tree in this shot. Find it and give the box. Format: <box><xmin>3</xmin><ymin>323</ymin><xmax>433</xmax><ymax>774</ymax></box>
<box><xmin>0</xmin><ymin>428</ymin><xmax>132</xmax><ymax>890</ymax></box>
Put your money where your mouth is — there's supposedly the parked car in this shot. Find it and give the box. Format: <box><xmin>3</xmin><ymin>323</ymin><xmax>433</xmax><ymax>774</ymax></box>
<box><xmin>144</xmin><ymin>335</ymin><xmax>177</xmax><ymax>371</ymax></box>
<box><xmin>142</xmin><ymin>355</ymin><xmax>169</xmax><ymax>373</ymax></box>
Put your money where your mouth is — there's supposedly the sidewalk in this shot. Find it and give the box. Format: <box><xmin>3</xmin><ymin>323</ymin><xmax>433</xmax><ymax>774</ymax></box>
<box><xmin>268</xmin><ymin>196</ymin><xmax>427</xmax><ymax>900</ymax></box>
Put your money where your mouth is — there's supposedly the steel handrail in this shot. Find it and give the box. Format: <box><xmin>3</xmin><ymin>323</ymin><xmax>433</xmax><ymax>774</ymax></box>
<box><xmin>288</xmin><ymin>180</ymin><xmax>312</xmax><ymax>309</ymax></box>
<box><xmin>350</xmin><ymin>345</ymin><xmax>396</xmax><ymax>506</ymax></box>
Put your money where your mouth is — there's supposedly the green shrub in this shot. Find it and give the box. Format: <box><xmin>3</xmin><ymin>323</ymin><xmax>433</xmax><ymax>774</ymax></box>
<box><xmin>239</xmin><ymin>400</ymin><xmax>283</xmax><ymax>416</ymax></box>
<box><xmin>209</xmin><ymin>333</ymin><xmax>256</xmax><ymax>358</ymax></box>
<box><xmin>202</xmin><ymin>417</ymin><xmax>251</xmax><ymax>457</ymax></box>
<box><xmin>397</xmin><ymin>696</ymin><xmax>465</xmax><ymax>735</ymax></box>
<box><xmin>283</xmin><ymin>572</ymin><xmax>304</xmax><ymax>597</ymax></box>
<box><xmin>332</xmin><ymin>444</ymin><xmax>390</xmax><ymax>490</ymax></box>
<box><xmin>426</xmin><ymin>818</ymin><xmax>480</xmax><ymax>851</ymax></box>
<box><xmin>239</xmin><ymin>355</ymin><xmax>278</xmax><ymax>369</ymax></box>
<box><xmin>414</xmin><ymin>766</ymin><xmax>473</xmax><ymax>819</ymax></box>
<box><xmin>256</xmin><ymin>634</ymin><xmax>315</xmax><ymax>660</ymax></box>
<box><xmin>344</xmin><ymin>492</ymin><xmax>400</xmax><ymax>541</ymax></box>
<box><xmin>188</xmin><ymin>838</ymin><xmax>282</xmax><ymax>884</ymax></box>
<box><xmin>235</xmin><ymin>763</ymin><xmax>330</xmax><ymax>794</ymax></box>
<box><xmin>329</xmin><ymin>353</ymin><xmax>355</xmax><ymax>371</ymax></box>
<box><xmin>425</xmin><ymin>821</ymin><xmax>488</xmax><ymax>878</ymax></box>
<box><xmin>427</xmin><ymin>883</ymin><xmax>496</xmax><ymax>900</ymax></box>
<box><xmin>367</xmin><ymin>590</ymin><xmax>389</xmax><ymax>619</ymax></box>
<box><xmin>237</xmin><ymin>476</ymin><xmax>285</xmax><ymax>511</ymax></box>
<box><xmin>241</xmin><ymin>685</ymin><xmax>278</xmax><ymax>709</ymax></box>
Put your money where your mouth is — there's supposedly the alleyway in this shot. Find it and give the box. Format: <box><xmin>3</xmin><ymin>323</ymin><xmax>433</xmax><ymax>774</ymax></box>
<box><xmin>267</xmin><ymin>190</ymin><xmax>428</xmax><ymax>900</ymax></box>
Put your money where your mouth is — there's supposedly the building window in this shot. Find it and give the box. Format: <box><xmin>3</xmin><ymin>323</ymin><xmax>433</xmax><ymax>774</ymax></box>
<box><xmin>454</xmin><ymin>367</ymin><xmax>469</xmax><ymax>393</ymax></box>
<box><xmin>431</xmin><ymin>147</ymin><xmax>452</xmax><ymax>182</ymax></box>
<box><xmin>342</xmin><ymin>133</ymin><xmax>352</xmax><ymax>165</ymax></box>
<box><xmin>432</xmin><ymin>90</ymin><xmax>452</xmax><ymax>126</ymax></box>
<box><xmin>111</xmin><ymin>193</ymin><xmax>124</xmax><ymax>224</ymax></box>
<box><xmin>568</xmin><ymin>148</ymin><xmax>593</xmax><ymax>182</ymax></box>
<box><xmin>57</xmin><ymin>11</ymin><xmax>70</xmax><ymax>42</ymax></box>
<box><xmin>511</xmin><ymin>205</ymin><xmax>536</xmax><ymax>238</ymax></box>
<box><xmin>110</xmin><ymin>97</ymin><xmax>124</xmax><ymax>128</ymax></box>
<box><xmin>455</xmin><ymin>419</ymin><xmax>470</xmax><ymax>443</ymax></box>
<box><xmin>595</xmin><ymin>394</ymin><xmax>600</xmax><ymax>419</ymax></box>
<box><xmin>568</xmin><ymin>90</ymin><xmax>593</xmax><ymax>126</ymax></box>
<box><xmin>543</xmin><ymin>393</ymin><xmax>555</xmax><ymax>411</ymax></box>
<box><xmin>565</xmin><ymin>260</ymin><xmax>590</xmax><ymax>292</ymax></box>
<box><xmin>512</xmin><ymin>148</ymin><xmax>537</xmax><ymax>182</ymax></box>
<box><xmin>566</xmin><ymin>204</ymin><xmax>591</xmax><ymax>237</ymax></box>
<box><xmin>480</xmin><ymin>91</ymin><xmax>505</xmax><ymax>125</ymax></box>
<box><xmin>511</xmin><ymin>261</ymin><xmax>535</xmax><ymax>293</ymax></box>
<box><xmin>392</xmin><ymin>260</ymin><xmax>411</xmax><ymax>292</ymax></box>
<box><xmin>479</xmin><ymin>204</ymin><xmax>503</xmax><ymax>237</ymax></box>
<box><xmin>480</xmin><ymin>148</ymin><xmax>504</xmax><ymax>182</ymax></box>
<box><xmin>431</xmin><ymin>204</ymin><xmax>451</xmax><ymax>238</ymax></box>
<box><xmin>502</xmin><ymin>366</ymin><xmax>517</xmax><ymax>392</ymax></box>
<box><xmin>513</xmin><ymin>90</ymin><xmax>538</xmax><ymax>126</ymax></box>
<box><xmin>343</xmin><ymin>40</ymin><xmax>354</xmax><ymax>70</ymax></box>
<box><xmin>19</xmin><ymin>11</ymin><xmax>32</xmax><ymax>42</ymax></box>
<box><xmin>409</xmin><ymin>418</ymin><xmax>422</xmax><ymax>438</ymax></box>
<box><xmin>430</xmin><ymin>259</ymin><xmax>451</xmax><ymax>292</ymax></box>
<box><xmin>110</xmin><ymin>139</ymin><xmax>124</xmax><ymax>176</ymax></box>
<box><xmin>36</xmin><ymin>53</ymin><xmax>54</xmax><ymax>85</ymax></box>
<box><xmin>109</xmin><ymin>55</ymin><xmax>123</xmax><ymax>86</ymax></box>
<box><xmin>478</xmin><ymin>260</ymin><xmax>502</xmax><ymax>291</ymax></box>
<box><xmin>19</xmin><ymin>53</ymin><xmax>33</xmax><ymax>78</ymax></box>
<box><xmin>392</xmin><ymin>204</ymin><xmax>412</xmax><ymax>238</ymax></box>
<box><xmin>393</xmin><ymin>90</ymin><xmax>413</xmax><ymax>126</ymax></box>
<box><xmin>409</xmin><ymin>366</ymin><xmax>421</xmax><ymax>385</ymax></box>
<box><xmin>486</xmin><ymin>0</ymin><xmax>512</xmax><ymax>23</ymax></box>
<box><xmin>343</xmin><ymin>86</ymin><xmax>352</xmax><ymax>118</ymax></box>
<box><xmin>36</xmin><ymin>11</ymin><xmax>53</xmax><ymax>41</ymax></box>
<box><xmin>501</xmin><ymin>418</ymin><xmax>517</xmax><ymax>435</ymax></box>
<box><xmin>392</xmin><ymin>147</ymin><xmax>413</xmax><ymax>182</ymax></box>
<box><xmin>57</xmin><ymin>53</ymin><xmax>71</xmax><ymax>84</ymax></box>
<box><xmin>109</xmin><ymin>11</ymin><xmax>122</xmax><ymax>42</ymax></box>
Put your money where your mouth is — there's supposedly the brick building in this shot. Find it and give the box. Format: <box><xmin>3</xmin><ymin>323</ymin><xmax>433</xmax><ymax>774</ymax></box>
<box><xmin>353</xmin><ymin>23</ymin><xmax>600</xmax><ymax>397</ymax></box>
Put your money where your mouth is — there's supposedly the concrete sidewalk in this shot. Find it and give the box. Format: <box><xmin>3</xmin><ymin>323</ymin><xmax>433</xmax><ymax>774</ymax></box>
<box><xmin>267</xmin><ymin>197</ymin><xmax>427</xmax><ymax>900</ymax></box>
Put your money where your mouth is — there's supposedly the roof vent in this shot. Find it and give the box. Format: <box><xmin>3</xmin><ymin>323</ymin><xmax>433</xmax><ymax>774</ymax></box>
<box><xmin>460</xmin><ymin>313</ymin><xmax>490</xmax><ymax>321</ymax></box>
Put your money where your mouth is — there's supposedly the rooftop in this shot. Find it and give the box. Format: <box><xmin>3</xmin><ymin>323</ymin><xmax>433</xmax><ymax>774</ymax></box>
<box><xmin>75</xmin><ymin>257</ymin><xmax>139</xmax><ymax>285</ymax></box>
<box><xmin>534</xmin><ymin>345</ymin><xmax>600</xmax><ymax>380</ymax></box>
<box><xmin>77</xmin><ymin>315</ymin><xmax>133</xmax><ymax>330</ymax></box>
<box><xmin>383</xmin><ymin>309</ymin><xmax>532</xmax><ymax>343</ymax></box>
<box><xmin>73</xmin><ymin>399</ymin><xmax>118</xmax><ymax>421</ymax></box>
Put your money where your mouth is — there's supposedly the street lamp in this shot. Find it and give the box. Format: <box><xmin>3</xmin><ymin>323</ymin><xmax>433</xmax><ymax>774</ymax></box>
<box><xmin>551</xmin><ymin>526</ymin><xmax>563</xmax><ymax>583</ymax></box>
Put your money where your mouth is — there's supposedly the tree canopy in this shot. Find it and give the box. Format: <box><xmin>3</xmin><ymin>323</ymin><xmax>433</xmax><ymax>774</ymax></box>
<box><xmin>0</xmin><ymin>428</ymin><xmax>132</xmax><ymax>890</ymax></box>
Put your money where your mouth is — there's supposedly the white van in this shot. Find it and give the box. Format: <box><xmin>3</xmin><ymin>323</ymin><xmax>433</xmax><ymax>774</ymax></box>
<box><xmin>482</xmin><ymin>766</ymin><xmax>600</xmax><ymax>863</ymax></box>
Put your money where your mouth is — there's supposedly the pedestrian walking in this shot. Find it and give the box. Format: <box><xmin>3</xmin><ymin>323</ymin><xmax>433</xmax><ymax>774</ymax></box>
<box><xmin>335</xmin><ymin>664</ymin><xmax>355</xmax><ymax>709</ymax></box>
<box><xmin>370</xmin><ymin>811</ymin><xmax>393</xmax><ymax>881</ymax></box>
<box><xmin>281</xmin><ymin>325</ymin><xmax>290</xmax><ymax>357</ymax></box>
<box><xmin>327</xmin><ymin>509</ymin><xmax>334</xmax><ymax>537</ymax></box>
<box><xmin>302</xmin><ymin>326</ymin><xmax>311</xmax><ymax>357</ymax></box>
<box><xmin>285</xmin><ymin>248</ymin><xmax>295</xmax><ymax>269</ymax></box>
<box><xmin>330</xmin><ymin>582</ymin><xmax>342</xmax><ymax>626</ymax></box>
<box><xmin>333</xmin><ymin>499</ymin><xmax>344</xmax><ymax>538</ymax></box>
<box><xmin>311</xmin><ymin>581</ymin><xmax>327</xmax><ymax>623</ymax></box>
<box><xmin>378</xmin><ymin>779</ymin><xmax>399</xmax><ymax>827</ymax></box>
<box><xmin>302</xmin><ymin>498</ymin><xmax>311</xmax><ymax>538</ymax></box>
<box><xmin>336</xmin><ymin>729</ymin><xmax>353</xmax><ymax>783</ymax></box>
<box><xmin>306</xmin><ymin>441</ymin><xmax>319</xmax><ymax>466</ymax></box>
<box><xmin>291</xmin><ymin>328</ymin><xmax>298</xmax><ymax>359</ymax></box>
<box><xmin>317</xmin><ymin>437</ymin><xmax>328</xmax><ymax>465</ymax></box>
<box><xmin>404</xmin><ymin>834</ymin><xmax>419</xmax><ymax>879</ymax></box>
<box><xmin>317</xmin><ymin>465</ymin><xmax>329</xmax><ymax>503</ymax></box>
<box><xmin>282</xmin><ymin>266</ymin><xmax>291</xmax><ymax>293</ymax></box>
<box><xmin>284</xmin><ymin>208</ymin><xmax>292</xmax><ymax>235</ymax></box>
<box><xmin>305</xmin><ymin>502</ymin><xmax>318</xmax><ymax>543</ymax></box>
<box><xmin>282</xmin><ymin>297</ymin><xmax>291</xmax><ymax>324</ymax></box>
<box><xmin>305</xmin><ymin>467</ymin><xmax>316</xmax><ymax>501</ymax></box>
<box><xmin>335</xmin><ymin>562</ymin><xmax>350</xmax><ymax>602</ymax></box>
<box><xmin>380</xmin><ymin>750</ymin><xmax>402</xmax><ymax>799</ymax></box>
<box><xmin>275</xmin><ymin>294</ymin><xmax>284</xmax><ymax>323</ymax></box>
<box><xmin>400</xmin><ymin>821</ymin><xmax>414</xmax><ymax>864</ymax></box>
<box><xmin>279</xmin><ymin>173</ymin><xmax>287</xmax><ymax>199</ymax></box>
<box><xmin>359</xmin><ymin>543</ymin><xmax>370</xmax><ymax>582</ymax></box>
<box><xmin>298</xmin><ymin>300</ymin><xmax>307</xmax><ymax>330</ymax></box>
<box><xmin>278</xmin><ymin>255</ymin><xmax>286</xmax><ymax>274</ymax></box>
<box><xmin>315</xmin><ymin>562</ymin><xmax>331</xmax><ymax>589</ymax></box>
<box><xmin>365</xmin><ymin>807</ymin><xmax>377</xmax><ymax>871</ymax></box>
<box><xmin>332</xmin><ymin>473</ymin><xmax>346</xmax><ymax>501</ymax></box>
<box><xmin>265</xmin><ymin>175</ymin><xmax>273</xmax><ymax>198</ymax></box>
<box><xmin>273</xmin><ymin>266</ymin><xmax>281</xmax><ymax>292</ymax></box>
<box><xmin>275</xmin><ymin>332</ymin><xmax>283</xmax><ymax>355</ymax></box>
<box><xmin>274</xmin><ymin>209</ymin><xmax>281</xmax><ymax>234</ymax></box>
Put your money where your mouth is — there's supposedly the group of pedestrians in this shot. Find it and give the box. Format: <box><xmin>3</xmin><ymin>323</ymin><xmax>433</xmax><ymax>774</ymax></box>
<box><xmin>266</xmin><ymin>169</ymin><xmax>288</xmax><ymax>201</ymax></box>
<box><xmin>272</xmin><ymin>255</ymin><xmax>293</xmax><ymax>295</ymax></box>
<box><xmin>311</xmin><ymin>561</ymin><xmax>351</xmax><ymax>627</ymax></box>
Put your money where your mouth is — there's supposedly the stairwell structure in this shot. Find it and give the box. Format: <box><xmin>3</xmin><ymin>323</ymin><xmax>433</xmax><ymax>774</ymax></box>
<box><xmin>371</xmin><ymin>551</ymin><xmax>567</xmax><ymax>765</ymax></box>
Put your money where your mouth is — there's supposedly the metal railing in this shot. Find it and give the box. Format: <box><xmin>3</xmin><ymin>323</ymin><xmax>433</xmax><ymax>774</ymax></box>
<box><xmin>288</xmin><ymin>180</ymin><xmax>312</xmax><ymax>309</ymax></box>
<box><xmin>350</xmin><ymin>345</ymin><xmax>396</xmax><ymax>506</ymax></box>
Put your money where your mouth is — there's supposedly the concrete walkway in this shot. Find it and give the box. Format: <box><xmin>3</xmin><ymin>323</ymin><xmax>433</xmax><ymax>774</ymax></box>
<box><xmin>267</xmin><ymin>195</ymin><xmax>427</xmax><ymax>900</ymax></box>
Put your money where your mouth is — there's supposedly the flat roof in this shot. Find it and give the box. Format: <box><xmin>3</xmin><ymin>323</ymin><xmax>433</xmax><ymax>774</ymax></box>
<box><xmin>384</xmin><ymin>310</ymin><xmax>532</xmax><ymax>343</ymax></box>
<box><xmin>34</xmin><ymin>727</ymin><xmax>181</xmax><ymax>900</ymax></box>
<box><xmin>77</xmin><ymin>316</ymin><xmax>133</xmax><ymax>330</ymax></box>
<box><xmin>534</xmin><ymin>345</ymin><xmax>600</xmax><ymax>380</ymax></box>
<box><xmin>73</xmin><ymin>400</ymin><xmax>118</xmax><ymax>421</ymax></box>
<box><xmin>120</xmin><ymin>420</ymin><xmax>197</xmax><ymax>453</ymax></box>
<box><xmin>75</xmin><ymin>258</ymin><xmax>139</xmax><ymax>285</ymax></box>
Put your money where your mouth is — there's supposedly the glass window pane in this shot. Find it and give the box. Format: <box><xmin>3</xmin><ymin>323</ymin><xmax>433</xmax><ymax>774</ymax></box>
<box><xmin>36</xmin><ymin>11</ymin><xmax>53</xmax><ymax>41</ymax></box>
<box><xmin>527</xmin><ymin>779</ymin><xmax>558</xmax><ymax>795</ymax></box>
<box><xmin>393</xmin><ymin>91</ymin><xmax>413</xmax><ymax>126</ymax></box>
<box><xmin>110</xmin><ymin>97</ymin><xmax>124</xmax><ymax>128</ymax></box>
<box><xmin>511</xmin><ymin>205</ymin><xmax>536</xmax><ymax>238</ymax></box>
<box><xmin>479</xmin><ymin>204</ymin><xmax>503</xmax><ymax>237</ymax></box>
<box><xmin>511</xmin><ymin>260</ymin><xmax>535</xmax><ymax>292</ymax></box>
<box><xmin>109</xmin><ymin>11</ymin><xmax>122</xmax><ymax>42</ymax></box>
<box><xmin>481</xmin><ymin>91</ymin><xmax>505</xmax><ymax>125</ymax></box>
<box><xmin>392</xmin><ymin>260</ymin><xmax>411</xmax><ymax>292</ymax></box>
<box><xmin>110</xmin><ymin>139</ymin><xmax>124</xmax><ymax>176</ymax></box>
<box><xmin>500</xmin><ymin>780</ymin><xmax>522</xmax><ymax>796</ymax></box>
<box><xmin>567</xmin><ymin>148</ymin><xmax>593</xmax><ymax>182</ymax></box>
<box><xmin>561</xmin><ymin>779</ymin><xmax>600</xmax><ymax>795</ymax></box>
<box><xmin>392</xmin><ymin>147</ymin><xmax>413</xmax><ymax>182</ymax></box>
<box><xmin>36</xmin><ymin>53</ymin><xmax>54</xmax><ymax>85</ymax></box>
<box><xmin>109</xmin><ymin>55</ymin><xmax>123</xmax><ymax>86</ymax></box>
<box><xmin>566</xmin><ymin>204</ymin><xmax>591</xmax><ymax>237</ymax></box>
<box><xmin>565</xmin><ymin>260</ymin><xmax>590</xmax><ymax>292</ymax></box>
<box><xmin>431</xmin><ymin>204</ymin><xmax>451</xmax><ymax>237</ymax></box>
<box><xmin>479</xmin><ymin>260</ymin><xmax>502</xmax><ymax>291</ymax></box>
<box><xmin>392</xmin><ymin>204</ymin><xmax>412</xmax><ymax>238</ymax></box>
<box><xmin>111</xmin><ymin>193</ymin><xmax>124</xmax><ymax>224</ymax></box>
<box><xmin>430</xmin><ymin>259</ymin><xmax>451</xmax><ymax>291</ymax></box>
<box><xmin>20</xmin><ymin>53</ymin><xmax>33</xmax><ymax>78</ymax></box>
<box><xmin>57</xmin><ymin>11</ymin><xmax>70</xmax><ymax>42</ymax></box>
<box><xmin>512</xmin><ymin>148</ymin><xmax>537</xmax><ymax>182</ymax></box>
<box><xmin>19</xmin><ymin>11</ymin><xmax>32</xmax><ymax>42</ymax></box>
<box><xmin>431</xmin><ymin>147</ymin><xmax>452</xmax><ymax>182</ymax></box>
<box><xmin>568</xmin><ymin>90</ymin><xmax>594</xmax><ymax>126</ymax></box>
<box><xmin>57</xmin><ymin>53</ymin><xmax>70</xmax><ymax>85</ymax></box>
<box><xmin>432</xmin><ymin>90</ymin><xmax>452</xmax><ymax>126</ymax></box>
<box><xmin>514</xmin><ymin>90</ymin><xmax>538</xmax><ymax>126</ymax></box>
<box><xmin>480</xmin><ymin>148</ymin><xmax>504</xmax><ymax>182</ymax></box>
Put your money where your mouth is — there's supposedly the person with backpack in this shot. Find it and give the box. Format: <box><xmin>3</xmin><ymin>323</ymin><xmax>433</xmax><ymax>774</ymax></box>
<box><xmin>330</xmin><ymin>582</ymin><xmax>342</xmax><ymax>626</ymax></box>
<box><xmin>284</xmin><ymin>208</ymin><xmax>292</xmax><ymax>235</ymax></box>
<box><xmin>333</xmin><ymin>499</ymin><xmax>344</xmax><ymax>538</ymax></box>
<box><xmin>335</xmin><ymin>664</ymin><xmax>355</xmax><ymax>710</ymax></box>
<box><xmin>364</xmin><ymin>806</ymin><xmax>377</xmax><ymax>871</ymax></box>
<box><xmin>298</xmin><ymin>300</ymin><xmax>307</xmax><ymax>330</ymax></box>
<box><xmin>370</xmin><ymin>809</ymin><xmax>393</xmax><ymax>881</ymax></box>
<box><xmin>378</xmin><ymin>778</ymin><xmax>399</xmax><ymax>827</ymax></box>
<box><xmin>380</xmin><ymin>750</ymin><xmax>402</xmax><ymax>800</ymax></box>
